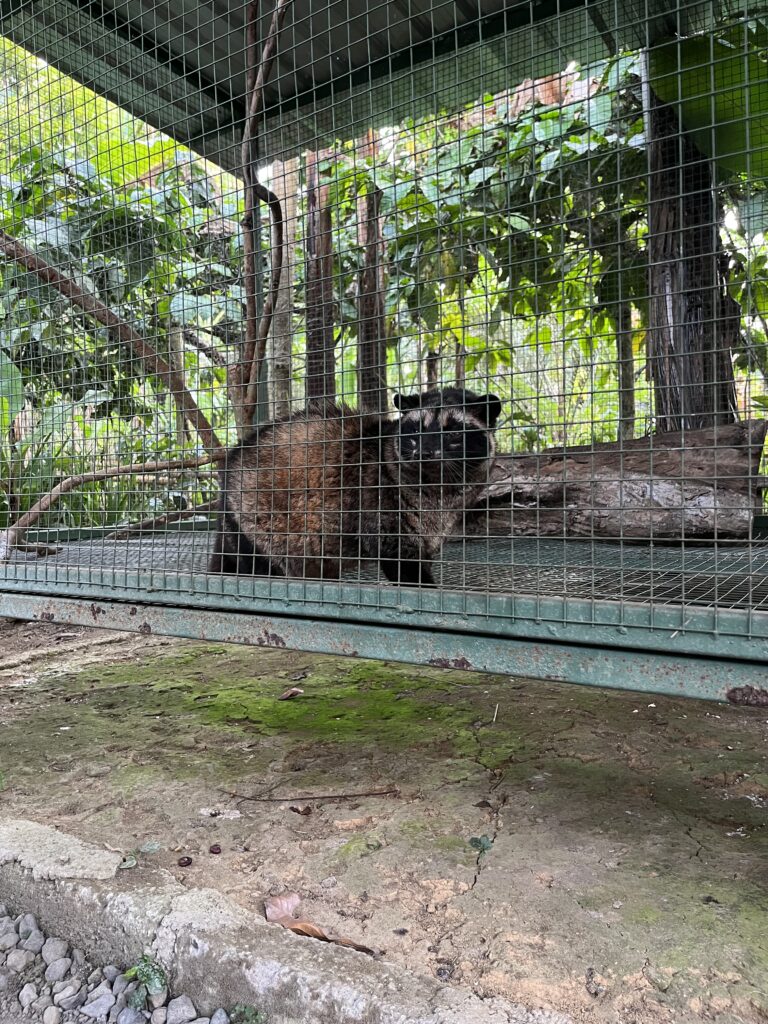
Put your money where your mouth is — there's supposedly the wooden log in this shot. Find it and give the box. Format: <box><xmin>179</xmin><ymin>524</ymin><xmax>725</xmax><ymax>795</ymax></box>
<box><xmin>465</xmin><ymin>420</ymin><xmax>767</xmax><ymax>540</ymax></box>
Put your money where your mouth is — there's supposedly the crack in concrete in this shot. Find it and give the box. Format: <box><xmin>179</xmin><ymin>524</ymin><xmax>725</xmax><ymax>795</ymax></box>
<box><xmin>424</xmin><ymin>723</ymin><xmax>510</xmax><ymax>980</ymax></box>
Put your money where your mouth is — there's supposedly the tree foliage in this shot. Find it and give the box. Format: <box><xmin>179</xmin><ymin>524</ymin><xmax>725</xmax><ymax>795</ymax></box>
<box><xmin>0</xmin><ymin>29</ymin><xmax>766</xmax><ymax>533</ymax></box>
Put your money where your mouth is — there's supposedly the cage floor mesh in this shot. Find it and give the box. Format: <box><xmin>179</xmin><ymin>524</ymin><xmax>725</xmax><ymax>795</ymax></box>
<box><xmin>6</xmin><ymin>533</ymin><xmax>768</xmax><ymax>611</ymax></box>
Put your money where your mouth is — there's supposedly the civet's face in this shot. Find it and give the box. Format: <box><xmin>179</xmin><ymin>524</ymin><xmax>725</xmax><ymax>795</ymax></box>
<box><xmin>393</xmin><ymin>389</ymin><xmax>501</xmax><ymax>483</ymax></box>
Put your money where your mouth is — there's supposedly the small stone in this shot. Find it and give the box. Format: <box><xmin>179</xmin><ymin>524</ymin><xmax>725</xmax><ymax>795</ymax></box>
<box><xmin>33</xmin><ymin>996</ymin><xmax>54</xmax><ymax>1013</ymax></box>
<box><xmin>112</xmin><ymin>976</ymin><xmax>129</xmax><ymax>997</ymax></box>
<box><xmin>644</xmin><ymin>965</ymin><xmax>672</xmax><ymax>992</ymax></box>
<box><xmin>111</xmin><ymin>993</ymin><xmax>127</xmax><ymax>1018</ymax></box>
<box><xmin>87</xmin><ymin>969</ymin><xmax>104</xmax><ymax>986</ymax></box>
<box><xmin>42</xmin><ymin>939</ymin><xmax>69</xmax><ymax>966</ymax></box>
<box><xmin>103</xmin><ymin>967</ymin><xmax>120</xmax><ymax>983</ymax></box>
<box><xmin>57</xmin><ymin>986</ymin><xmax>87</xmax><ymax>1012</ymax></box>
<box><xmin>0</xmin><ymin>967</ymin><xmax>12</xmax><ymax>991</ymax></box>
<box><xmin>210</xmin><ymin>1011</ymin><xmax>228</xmax><ymax>1024</ymax></box>
<box><xmin>53</xmin><ymin>980</ymin><xmax>71</xmax><ymax>995</ymax></box>
<box><xmin>45</xmin><ymin>958</ymin><xmax>72</xmax><ymax>984</ymax></box>
<box><xmin>22</xmin><ymin>930</ymin><xmax>46</xmax><ymax>954</ymax></box>
<box><xmin>44</xmin><ymin>1008</ymin><xmax>62</xmax><ymax>1024</ymax></box>
<box><xmin>320</xmin><ymin>876</ymin><xmax>337</xmax><ymax>889</ymax></box>
<box><xmin>0</xmin><ymin>905</ymin><xmax>7</xmax><ymax>917</ymax></box>
<box><xmin>177</xmin><ymin>857</ymin><xmax>192</xmax><ymax>868</ymax></box>
<box><xmin>0</xmin><ymin>930</ymin><xmax>19</xmax><ymax>952</ymax></box>
<box><xmin>17</xmin><ymin>915</ymin><xmax>38</xmax><ymax>940</ymax></box>
<box><xmin>82</xmin><ymin>985</ymin><xmax>117</xmax><ymax>1019</ymax></box>
<box><xmin>148</xmin><ymin>987</ymin><xmax>168</xmax><ymax>1009</ymax></box>
<box><xmin>189</xmin><ymin>1018</ymin><xmax>209</xmax><ymax>1024</ymax></box>
<box><xmin>151</xmin><ymin>1009</ymin><xmax>167</xmax><ymax>1024</ymax></box>
<box><xmin>19</xmin><ymin>983</ymin><xmax>38</xmax><ymax>1009</ymax></box>
<box><xmin>72</xmin><ymin>949</ymin><xmax>87</xmax><ymax>969</ymax></box>
<box><xmin>117</xmin><ymin>1010</ymin><xmax>145</xmax><ymax>1024</ymax></box>
<box><xmin>6</xmin><ymin>948</ymin><xmax>35</xmax><ymax>972</ymax></box>
<box><xmin>166</xmin><ymin>995</ymin><xmax>197</xmax><ymax>1024</ymax></box>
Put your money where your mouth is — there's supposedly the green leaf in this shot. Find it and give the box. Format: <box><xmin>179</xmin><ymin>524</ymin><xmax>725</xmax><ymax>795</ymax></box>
<box><xmin>507</xmin><ymin>214</ymin><xmax>532</xmax><ymax>232</ymax></box>
<box><xmin>469</xmin><ymin>835</ymin><xmax>494</xmax><ymax>853</ymax></box>
<box><xmin>467</xmin><ymin>166</ymin><xmax>497</xmax><ymax>188</ymax></box>
<box><xmin>0</xmin><ymin>351</ymin><xmax>24</xmax><ymax>436</ymax></box>
<box><xmin>649</xmin><ymin>35</ymin><xmax>768</xmax><ymax>179</ymax></box>
<box><xmin>737</xmin><ymin>190</ymin><xmax>768</xmax><ymax>236</ymax></box>
<box><xmin>170</xmin><ymin>291</ymin><xmax>215</xmax><ymax>325</ymax></box>
<box><xmin>586</xmin><ymin>93</ymin><xmax>613</xmax><ymax>134</ymax></box>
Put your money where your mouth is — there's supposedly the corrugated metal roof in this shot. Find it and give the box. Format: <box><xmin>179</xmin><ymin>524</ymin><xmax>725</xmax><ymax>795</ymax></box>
<box><xmin>2</xmin><ymin>0</ymin><xmax>723</xmax><ymax>171</ymax></box>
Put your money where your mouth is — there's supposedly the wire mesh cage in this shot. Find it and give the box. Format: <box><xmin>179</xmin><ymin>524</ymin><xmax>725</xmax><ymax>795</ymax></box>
<box><xmin>0</xmin><ymin>0</ymin><xmax>767</xmax><ymax>699</ymax></box>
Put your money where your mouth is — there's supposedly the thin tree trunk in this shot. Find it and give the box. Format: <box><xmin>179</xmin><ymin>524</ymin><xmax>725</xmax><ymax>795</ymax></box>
<box><xmin>455</xmin><ymin>340</ymin><xmax>466</xmax><ymax>387</ymax></box>
<box><xmin>425</xmin><ymin>347</ymin><xmax>440</xmax><ymax>387</ymax></box>
<box><xmin>616</xmin><ymin>301</ymin><xmax>635</xmax><ymax>441</ymax></box>
<box><xmin>645</xmin><ymin>87</ymin><xmax>739</xmax><ymax>432</ymax></box>
<box><xmin>304</xmin><ymin>150</ymin><xmax>336</xmax><ymax>403</ymax></box>
<box><xmin>269</xmin><ymin>156</ymin><xmax>298</xmax><ymax>419</ymax></box>
<box><xmin>168</xmin><ymin>325</ymin><xmax>189</xmax><ymax>446</ymax></box>
<box><xmin>357</xmin><ymin>181</ymin><xmax>388</xmax><ymax>412</ymax></box>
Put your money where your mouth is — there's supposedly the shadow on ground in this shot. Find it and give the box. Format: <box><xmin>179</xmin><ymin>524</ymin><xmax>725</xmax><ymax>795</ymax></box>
<box><xmin>0</xmin><ymin>619</ymin><xmax>766</xmax><ymax>1024</ymax></box>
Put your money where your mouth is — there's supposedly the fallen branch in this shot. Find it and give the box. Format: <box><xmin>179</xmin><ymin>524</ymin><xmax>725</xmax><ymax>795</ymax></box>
<box><xmin>0</xmin><ymin>231</ymin><xmax>221</xmax><ymax>455</ymax></box>
<box><xmin>238</xmin><ymin>0</ymin><xmax>289</xmax><ymax>435</ymax></box>
<box><xmin>0</xmin><ymin>455</ymin><xmax>221</xmax><ymax>561</ymax></box>
<box><xmin>222</xmin><ymin>786</ymin><xmax>400</xmax><ymax>803</ymax></box>
<box><xmin>14</xmin><ymin>542</ymin><xmax>61</xmax><ymax>557</ymax></box>
<box><xmin>105</xmin><ymin>500</ymin><xmax>218</xmax><ymax>540</ymax></box>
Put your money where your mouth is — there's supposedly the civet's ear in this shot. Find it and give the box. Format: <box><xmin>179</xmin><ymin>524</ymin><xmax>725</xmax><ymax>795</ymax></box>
<box><xmin>393</xmin><ymin>393</ymin><xmax>423</xmax><ymax>412</ymax></box>
<box><xmin>467</xmin><ymin>393</ymin><xmax>502</xmax><ymax>427</ymax></box>
<box><xmin>485</xmin><ymin>394</ymin><xmax>503</xmax><ymax>428</ymax></box>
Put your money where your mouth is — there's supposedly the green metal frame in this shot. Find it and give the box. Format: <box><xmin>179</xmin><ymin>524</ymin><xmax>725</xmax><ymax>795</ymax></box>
<box><xmin>1</xmin><ymin>586</ymin><xmax>765</xmax><ymax>703</ymax></box>
<box><xmin>2</xmin><ymin>558</ymin><xmax>767</xmax><ymax>702</ymax></box>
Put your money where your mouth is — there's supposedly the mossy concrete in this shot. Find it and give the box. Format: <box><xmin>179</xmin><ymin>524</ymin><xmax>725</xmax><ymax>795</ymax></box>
<box><xmin>0</xmin><ymin>620</ymin><xmax>766</xmax><ymax>1024</ymax></box>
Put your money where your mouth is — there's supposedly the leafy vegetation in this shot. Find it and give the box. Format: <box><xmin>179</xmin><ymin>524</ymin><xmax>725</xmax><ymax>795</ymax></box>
<box><xmin>0</xmin><ymin>26</ymin><xmax>766</xmax><ymax>535</ymax></box>
<box><xmin>228</xmin><ymin>1004</ymin><xmax>267</xmax><ymax>1024</ymax></box>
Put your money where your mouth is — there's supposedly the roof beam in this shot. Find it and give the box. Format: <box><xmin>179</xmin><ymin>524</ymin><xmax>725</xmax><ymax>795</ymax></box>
<box><xmin>1</xmin><ymin>0</ymin><xmax>245</xmax><ymax>171</ymax></box>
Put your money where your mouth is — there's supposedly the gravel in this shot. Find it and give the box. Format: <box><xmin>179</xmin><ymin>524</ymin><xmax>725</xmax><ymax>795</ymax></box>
<box><xmin>0</xmin><ymin>904</ymin><xmax>233</xmax><ymax>1024</ymax></box>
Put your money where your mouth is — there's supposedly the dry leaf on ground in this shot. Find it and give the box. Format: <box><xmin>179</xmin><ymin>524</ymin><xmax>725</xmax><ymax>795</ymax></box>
<box><xmin>264</xmin><ymin>891</ymin><xmax>379</xmax><ymax>956</ymax></box>
<box><xmin>278</xmin><ymin>687</ymin><xmax>304</xmax><ymax>700</ymax></box>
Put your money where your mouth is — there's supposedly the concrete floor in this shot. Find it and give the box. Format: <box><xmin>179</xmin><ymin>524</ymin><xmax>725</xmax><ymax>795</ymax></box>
<box><xmin>0</xmin><ymin>618</ymin><xmax>766</xmax><ymax>1024</ymax></box>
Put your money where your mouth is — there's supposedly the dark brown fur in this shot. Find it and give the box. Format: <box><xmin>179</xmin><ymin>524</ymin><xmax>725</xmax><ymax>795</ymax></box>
<box><xmin>210</xmin><ymin>389</ymin><xmax>501</xmax><ymax>586</ymax></box>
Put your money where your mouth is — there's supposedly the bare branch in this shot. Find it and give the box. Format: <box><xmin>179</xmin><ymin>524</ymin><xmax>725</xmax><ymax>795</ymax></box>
<box><xmin>238</xmin><ymin>0</ymin><xmax>290</xmax><ymax>436</ymax></box>
<box><xmin>182</xmin><ymin>327</ymin><xmax>228</xmax><ymax>366</ymax></box>
<box><xmin>105</xmin><ymin>500</ymin><xmax>218</xmax><ymax>540</ymax></box>
<box><xmin>0</xmin><ymin>231</ymin><xmax>221</xmax><ymax>454</ymax></box>
<box><xmin>0</xmin><ymin>454</ymin><xmax>223</xmax><ymax>561</ymax></box>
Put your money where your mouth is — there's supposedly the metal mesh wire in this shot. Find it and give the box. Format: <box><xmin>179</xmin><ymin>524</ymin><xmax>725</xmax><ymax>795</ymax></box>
<box><xmin>1</xmin><ymin>0</ymin><xmax>767</xmax><ymax>687</ymax></box>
